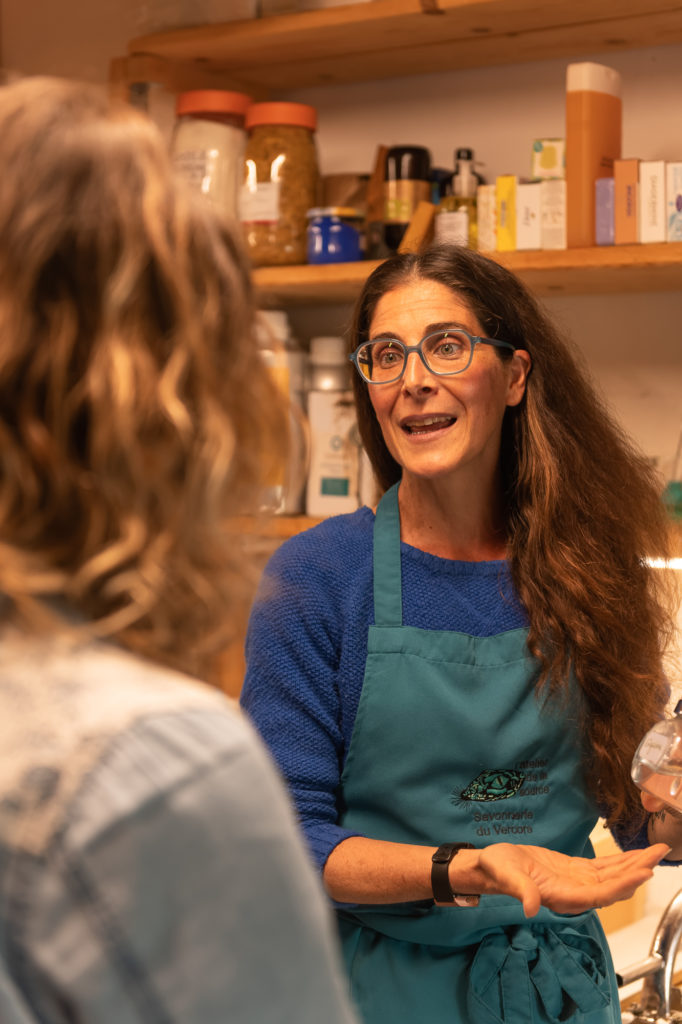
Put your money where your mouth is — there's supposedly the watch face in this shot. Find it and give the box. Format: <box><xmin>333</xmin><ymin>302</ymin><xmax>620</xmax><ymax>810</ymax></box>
<box><xmin>453</xmin><ymin>894</ymin><xmax>480</xmax><ymax>907</ymax></box>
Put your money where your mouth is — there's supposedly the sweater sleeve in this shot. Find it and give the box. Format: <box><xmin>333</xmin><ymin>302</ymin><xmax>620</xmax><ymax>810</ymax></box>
<box><xmin>241</xmin><ymin>526</ymin><xmax>363</xmax><ymax>873</ymax></box>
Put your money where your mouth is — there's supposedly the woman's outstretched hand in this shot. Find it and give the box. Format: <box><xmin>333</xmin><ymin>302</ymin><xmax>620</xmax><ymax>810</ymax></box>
<box><xmin>473</xmin><ymin>842</ymin><xmax>670</xmax><ymax>919</ymax></box>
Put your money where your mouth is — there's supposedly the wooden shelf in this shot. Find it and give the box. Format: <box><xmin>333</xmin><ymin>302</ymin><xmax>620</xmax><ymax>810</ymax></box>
<box><xmin>252</xmin><ymin>243</ymin><xmax>682</xmax><ymax>305</ymax></box>
<box><xmin>125</xmin><ymin>0</ymin><xmax>682</xmax><ymax>95</ymax></box>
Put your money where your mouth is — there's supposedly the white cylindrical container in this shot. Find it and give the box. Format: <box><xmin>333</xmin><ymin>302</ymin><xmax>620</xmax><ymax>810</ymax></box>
<box><xmin>171</xmin><ymin>89</ymin><xmax>251</xmax><ymax>221</ymax></box>
<box><xmin>306</xmin><ymin>336</ymin><xmax>361</xmax><ymax>517</ymax></box>
<box><xmin>256</xmin><ymin>310</ymin><xmax>309</xmax><ymax>515</ymax></box>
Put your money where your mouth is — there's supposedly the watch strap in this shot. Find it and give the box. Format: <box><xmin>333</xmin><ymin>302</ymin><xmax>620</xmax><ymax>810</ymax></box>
<box><xmin>431</xmin><ymin>842</ymin><xmax>479</xmax><ymax>906</ymax></box>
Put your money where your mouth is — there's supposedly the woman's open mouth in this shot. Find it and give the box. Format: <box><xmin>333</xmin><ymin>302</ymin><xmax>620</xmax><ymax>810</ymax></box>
<box><xmin>401</xmin><ymin>415</ymin><xmax>456</xmax><ymax>436</ymax></box>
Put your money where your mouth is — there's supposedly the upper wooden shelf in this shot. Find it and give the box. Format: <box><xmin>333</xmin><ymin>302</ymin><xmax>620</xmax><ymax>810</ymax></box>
<box><xmin>124</xmin><ymin>0</ymin><xmax>682</xmax><ymax>95</ymax></box>
<box><xmin>253</xmin><ymin>243</ymin><xmax>682</xmax><ymax>305</ymax></box>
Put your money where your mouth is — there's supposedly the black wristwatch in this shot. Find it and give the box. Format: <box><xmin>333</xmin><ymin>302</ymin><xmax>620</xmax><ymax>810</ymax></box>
<box><xmin>431</xmin><ymin>842</ymin><xmax>479</xmax><ymax>907</ymax></box>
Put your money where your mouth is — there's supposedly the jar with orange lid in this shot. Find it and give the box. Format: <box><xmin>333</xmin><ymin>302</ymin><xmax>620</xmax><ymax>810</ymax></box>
<box><xmin>171</xmin><ymin>89</ymin><xmax>252</xmax><ymax>221</ymax></box>
<box><xmin>240</xmin><ymin>102</ymin><xmax>320</xmax><ymax>266</ymax></box>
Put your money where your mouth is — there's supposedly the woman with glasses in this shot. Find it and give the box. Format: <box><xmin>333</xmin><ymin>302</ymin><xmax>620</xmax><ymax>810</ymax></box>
<box><xmin>241</xmin><ymin>245</ymin><xmax>679</xmax><ymax>1024</ymax></box>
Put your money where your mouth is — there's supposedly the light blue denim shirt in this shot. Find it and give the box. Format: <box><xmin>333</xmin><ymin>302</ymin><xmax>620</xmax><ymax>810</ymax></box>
<box><xmin>0</xmin><ymin>630</ymin><xmax>358</xmax><ymax>1024</ymax></box>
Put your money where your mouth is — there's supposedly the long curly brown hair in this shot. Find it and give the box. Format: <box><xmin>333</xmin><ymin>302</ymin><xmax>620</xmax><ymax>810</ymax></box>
<box><xmin>0</xmin><ymin>77</ymin><xmax>287</xmax><ymax>684</ymax></box>
<box><xmin>350</xmin><ymin>245</ymin><xmax>678</xmax><ymax>830</ymax></box>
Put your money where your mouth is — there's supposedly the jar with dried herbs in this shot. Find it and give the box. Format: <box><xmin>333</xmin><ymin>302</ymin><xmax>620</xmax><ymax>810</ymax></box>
<box><xmin>240</xmin><ymin>102</ymin><xmax>320</xmax><ymax>267</ymax></box>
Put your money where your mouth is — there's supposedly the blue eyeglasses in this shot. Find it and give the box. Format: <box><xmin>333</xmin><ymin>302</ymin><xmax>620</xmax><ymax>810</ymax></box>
<box><xmin>349</xmin><ymin>328</ymin><xmax>516</xmax><ymax>385</ymax></box>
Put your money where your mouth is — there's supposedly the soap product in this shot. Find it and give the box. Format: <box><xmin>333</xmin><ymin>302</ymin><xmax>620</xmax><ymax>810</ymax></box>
<box><xmin>476</xmin><ymin>184</ymin><xmax>497</xmax><ymax>252</ymax></box>
<box><xmin>639</xmin><ymin>159</ymin><xmax>666</xmax><ymax>243</ymax></box>
<box><xmin>595</xmin><ymin>178</ymin><xmax>615</xmax><ymax>246</ymax></box>
<box><xmin>614</xmin><ymin>159</ymin><xmax>639</xmax><ymax>245</ymax></box>
<box><xmin>565</xmin><ymin>62</ymin><xmax>622</xmax><ymax>248</ymax></box>
<box><xmin>496</xmin><ymin>175</ymin><xmax>517</xmax><ymax>252</ymax></box>
<box><xmin>540</xmin><ymin>179</ymin><xmax>567</xmax><ymax>250</ymax></box>
<box><xmin>516</xmin><ymin>181</ymin><xmax>542</xmax><ymax>251</ymax></box>
<box><xmin>531</xmin><ymin>138</ymin><xmax>566</xmax><ymax>180</ymax></box>
<box><xmin>306</xmin><ymin>336</ymin><xmax>360</xmax><ymax>517</ymax></box>
<box><xmin>434</xmin><ymin>148</ymin><xmax>479</xmax><ymax>249</ymax></box>
<box><xmin>667</xmin><ymin>162</ymin><xmax>682</xmax><ymax>242</ymax></box>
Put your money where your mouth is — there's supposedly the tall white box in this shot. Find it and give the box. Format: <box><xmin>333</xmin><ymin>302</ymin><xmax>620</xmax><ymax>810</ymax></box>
<box><xmin>540</xmin><ymin>179</ymin><xmax>567</xmax><ymax>250</ymax></box>
<box><xmin>666</xmin><ymin>162</ymin><xmax>682</xmax><ymax>242</ymax></box>
<box><xmin>639</xmin><ymin>160</ymin><xmax>666</xmax><ymax>243</ymax></box>
<box><xmin>516</xmin><ymin>181</ymin><xmax>542</xmax><ymax>250</ymax></box>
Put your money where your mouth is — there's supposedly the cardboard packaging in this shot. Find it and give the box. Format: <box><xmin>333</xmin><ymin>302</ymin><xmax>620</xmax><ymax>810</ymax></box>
<box><xmin>666</xmin><ymin>162</ymin><xmax>682</xmax><ymax>242</ymax></box>
<box><xmin>516</xmin><ymin>181</ymin><xmax>542</xmax><ymax>250</ymax></box>
<box><xmin>565</xmin><ymin>62</ymin><xmax>621</xmax><ymax>248</ymax></box>
<box><xmin>595</xmin><ymin>178</ymin><xmax>615</xmax><ymax>245</ymax></box>
<box><xmin>531</xmin><ymin>138</ymin><xmax>566</xmax><ymax>180</ymax></box>
<box><xmin>476</xmin><ymin>184</ymin><xmax>497</xmax><ymax>251</ymax></box>
<box><xmin>496</xmin><ymin>175</ymin><xmax>517</xmax><ymax>252</ymax></box>
<box><xmin>540</xmin><ymin>179</ymin><xmax>567</xmax><ymax>250</ymax></box>
<box><xmin>614</xmin><ymin>158</ymin><xmax>639</xmax><ymax>245</ymax></box>
<box><xmin>639</xmin><ymin>160</ymin><xmax>666</xmax><ymax>243</ymax></box>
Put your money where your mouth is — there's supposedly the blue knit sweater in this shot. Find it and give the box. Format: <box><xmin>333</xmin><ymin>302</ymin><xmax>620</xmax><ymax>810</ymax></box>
<box><xmin>240</xmin><ymin>507</ymin><xmax>647</xmax><ymax>872</ymax></box>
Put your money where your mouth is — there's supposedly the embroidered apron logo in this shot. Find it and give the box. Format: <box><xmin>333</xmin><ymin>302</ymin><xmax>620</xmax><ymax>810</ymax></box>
<box><xmin>454</xmin><ymin>768</ymin><xmax>526</xmax><ymax>805</ymax></box>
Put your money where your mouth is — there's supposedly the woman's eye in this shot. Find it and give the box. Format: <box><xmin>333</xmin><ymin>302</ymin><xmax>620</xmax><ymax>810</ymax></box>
<box><xmin>433</xmin><ymin>335</ymin><xmax>465</xmax><ymax>358</ymax></box>
<box><xmin>375</xmin><ymin>345</ymin><xmax>402</xmax><ymax>367</ymax></box>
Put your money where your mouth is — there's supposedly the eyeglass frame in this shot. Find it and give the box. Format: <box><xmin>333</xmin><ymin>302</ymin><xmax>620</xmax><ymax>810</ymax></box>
<box><xmin>348</xmin><ymin>327</ymin><xmax>517</xmax><ymax>385</ymax></box>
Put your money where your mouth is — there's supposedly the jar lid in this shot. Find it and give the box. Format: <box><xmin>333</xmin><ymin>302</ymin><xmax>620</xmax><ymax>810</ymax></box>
<box><xmin>307</xmin><ymin>206</ymin><xmax>363</xmax><ymax>219</ymax></box>
<box><xmin>175</xmin><ymin>90</ymin><xmax>252</xmax><ymax>118</ymax></box>
<box><xmin>246</xmin><ymin>102</ymin><xmax>317</xmax><ymax>131</ymax></box>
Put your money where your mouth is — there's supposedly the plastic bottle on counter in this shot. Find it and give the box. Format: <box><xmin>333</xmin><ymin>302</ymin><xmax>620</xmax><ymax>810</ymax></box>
<box><xmin>256</xmin><ymin>310</ymin><xmax>309</xmax><ymax>515</ymax></box>
<box><xmin>632</xmin><ymin>700</ymin><xmax>682</xmax><ymax>812</ymax></box>
<box><xmin>306</xmin><ymin>336</ymin><xmax>361</xmax><ymax>517</ymax></box>
<box><xmin>434</xmin><ymin>148</ymin><xmax>480</xmax><ymax>249</ymax></box>
<box><xmin>240</xmin><ymin>102</ymin><xmax>320</xmax><ymax>267</ymax></box>
<box><xmin>171</xmin><ymin>90</ymin><xmax>252</xmax><ymax>221</ymax></box>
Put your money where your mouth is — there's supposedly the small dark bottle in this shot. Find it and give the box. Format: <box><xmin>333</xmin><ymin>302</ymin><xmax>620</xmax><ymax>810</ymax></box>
<box><xmin>383</xmin><ymin>145</ymin><xmax>431</xmax><ymax>252</ymax></box>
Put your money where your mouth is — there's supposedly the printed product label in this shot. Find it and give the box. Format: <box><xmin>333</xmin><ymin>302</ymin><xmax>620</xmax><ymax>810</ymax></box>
<box><xmin>173</xmin><ymin>148</ymin><xmax>220</xmax><ymax>195</ymax></box>
<box><xmin>434</xmin><ymin>209</ymin><xmax>469</xmax><ymax>246</ymax></box>
<box><xmin>384</xmin><ymin>179</ymin><xmax>431</xmax><ymax>224</ymax></box>
<box><xmin>240</xmin><ymin>181</ymin><xmax>281</xmax><ymax>224</ymax></box>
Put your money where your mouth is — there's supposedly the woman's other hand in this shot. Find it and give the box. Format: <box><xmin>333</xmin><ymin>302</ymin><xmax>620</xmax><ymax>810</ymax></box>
<box><xmin>470</xmin><ymin>842</ymin><xmax>669</xmax><ymax>919</ymax></box>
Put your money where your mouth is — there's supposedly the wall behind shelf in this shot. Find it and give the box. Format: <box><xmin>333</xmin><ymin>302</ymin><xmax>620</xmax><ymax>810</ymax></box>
<box><xmin>279</xmin><ymin>42</ymin><xmax>682</xmax><ymax>480</ymax></box>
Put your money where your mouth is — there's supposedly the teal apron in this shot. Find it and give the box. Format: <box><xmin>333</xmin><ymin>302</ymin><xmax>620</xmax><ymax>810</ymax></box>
<box><xmin>336</xmin><ymin>484</ymin><xmax>620</xmax><ymax>1023</ymax></box>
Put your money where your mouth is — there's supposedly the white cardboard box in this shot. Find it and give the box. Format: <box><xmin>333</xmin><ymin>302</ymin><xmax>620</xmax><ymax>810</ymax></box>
<box><xmin>639</xmin><ymin>160</ymin><xmax>666</xmax><ymax>243</ymax></box>
<box><xmin>516</xmin><ymin>181</ymin><xmax>542</xmax><ymax>250</ymax></box>
<box><xmin>476</xmin><ymin>184</ymin><xmax>497</xmax><ymax>252</ymax></box>
<box><xmin>540</xmin><ymin>179</ymin><xmax>567</xmax><ymax>250</ymax></box>
<box><xmin>666</xmin><ymin>162</ymin><xmax>682</xmax><ymax>242</ymax></box>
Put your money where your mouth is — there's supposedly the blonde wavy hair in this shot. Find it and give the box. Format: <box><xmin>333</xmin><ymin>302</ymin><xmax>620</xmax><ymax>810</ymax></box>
<box><xmin>0</xmin><ymin>77</ymin><xmax>287</xmax><ymax>683</ymax></box>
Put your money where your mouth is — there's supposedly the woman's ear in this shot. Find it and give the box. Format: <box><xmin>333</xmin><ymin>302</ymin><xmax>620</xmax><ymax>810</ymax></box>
<box><xmin>506</xmin><ymin>349</ymin><xmax>532</xmax><ymax>408</ymax></box>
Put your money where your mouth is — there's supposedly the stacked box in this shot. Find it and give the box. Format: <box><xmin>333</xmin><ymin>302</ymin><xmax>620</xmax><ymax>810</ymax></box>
<box><xmin>540</xmin><ymin>179</ymin><xmax>567</xmax><ymax>250</ymax></box>
<box><xmin>666</xmin><ymin>163</ymin><xmax>682</xmax><ymax>242</ymax></box>
<box><xmin>639</xmin><ymin>160</ymin><xmax>666</xmax><ymax>243</ymax></box>
<box><xmin>595</xmin><ymin>177</ymin><xmax>615</xmax><ymax>245</ymax></box>
<box><xmin>516</xmin><ymin>181</ymin><xmax>542</xmax><ymax>250</ymax></box>
<box><xmin>614</xmin><ymin>159</ymin><xmax>639</xmax><ymax>244</ymax></box>
<box><xmin>476</xmin><ymin>184</ymin><xmax>497</xmax><ymax>252</ymax></box>
<box><xmin>496</xmin><ymin>175</ymin><xmax>517</xmax><ymax>252</ymax></box>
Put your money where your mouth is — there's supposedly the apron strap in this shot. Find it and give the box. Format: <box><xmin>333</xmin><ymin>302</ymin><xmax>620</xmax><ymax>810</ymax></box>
<box><xmin>373</xmin><ymin>483</ymin><xmax>403</xmax><ymax>627</ymax></box>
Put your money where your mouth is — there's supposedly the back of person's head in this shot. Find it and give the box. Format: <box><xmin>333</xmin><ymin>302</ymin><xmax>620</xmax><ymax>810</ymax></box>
<box><xmin>0</xmin><ymin>76</ymin><xmax>286</xmax><ymax>681</ymax></box>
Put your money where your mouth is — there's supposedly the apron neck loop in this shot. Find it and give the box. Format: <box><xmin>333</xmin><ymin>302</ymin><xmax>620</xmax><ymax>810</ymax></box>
<box><xmin>373</xmin><ymin>483</ymin><xmax>403</xmax><ymax>627</ymax></box>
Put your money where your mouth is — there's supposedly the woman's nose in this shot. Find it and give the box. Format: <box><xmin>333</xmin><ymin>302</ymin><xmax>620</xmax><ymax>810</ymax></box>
<box><xmin>401</xmin><ymin>350</ymin><xmax>436</xmax><ymax>392</ymax></box>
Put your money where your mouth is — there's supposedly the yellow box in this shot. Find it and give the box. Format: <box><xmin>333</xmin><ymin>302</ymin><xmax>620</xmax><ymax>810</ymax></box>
<box><xmin>496</xmin><ymin>175</ymin><xmax>517</xmax><ymax>251</ymax></box>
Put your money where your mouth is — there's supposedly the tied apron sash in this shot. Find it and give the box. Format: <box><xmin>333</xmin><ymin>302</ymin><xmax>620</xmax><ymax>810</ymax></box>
<box><xmin>336</xmin><ymin>484</ymin><xmax>616</xmax><ymax>1023</ymax></box>
<box><xmin>469</xmin><ymin>923</ymin><xmax>610</xmax><ymax>1024</ymax></box>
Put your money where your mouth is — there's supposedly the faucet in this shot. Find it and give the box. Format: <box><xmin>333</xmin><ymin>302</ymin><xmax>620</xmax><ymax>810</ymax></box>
<box><xmin>617</xmin><ymin>888</ymin><xmax>682</xmax><ymax>1020</ymax></box>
